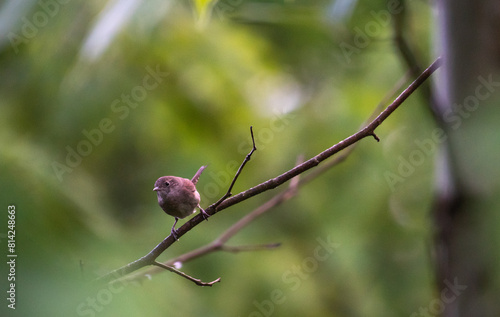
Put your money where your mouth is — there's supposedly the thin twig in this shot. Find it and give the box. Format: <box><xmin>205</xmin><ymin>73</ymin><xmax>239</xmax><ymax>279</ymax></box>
<box><xmin>152</xmin><ymin>261</ymin><xmax>221</xmax><ymax>287</ymax></box>
<box><xmin>392</xmin><ymin>8</ymin><xmax>443</xmax><ymax>125</ymax></box>
<box><xmin>95</xmin><ymin>57</ymin><xmax>442</xmax><ymax>284</ymax></box>
<box><xmin>220</xmin><ymin>243</ymin><xmax>282</xmax><ymax>253</ymax></box>
<box><xmin>213</xmin><ymin>126</ymin><xmax>257</xmax><ymax>208</ymax></box>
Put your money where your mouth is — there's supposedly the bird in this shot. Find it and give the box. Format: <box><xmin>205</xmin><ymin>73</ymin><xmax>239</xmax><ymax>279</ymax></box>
<box><xmin>153</xmin><ymin>165</ymin><xmax>208</xmax><ymax>240</ymax></box>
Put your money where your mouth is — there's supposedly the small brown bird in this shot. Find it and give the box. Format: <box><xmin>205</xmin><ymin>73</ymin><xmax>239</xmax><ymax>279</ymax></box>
<box><xmin>153</xmin><ymin>165</ymin><xmax>208</xmax><ymax>239</ymax></box>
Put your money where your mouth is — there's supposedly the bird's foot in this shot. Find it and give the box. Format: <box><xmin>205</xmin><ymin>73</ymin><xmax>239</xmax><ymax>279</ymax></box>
<box><xmin>199</xmin><ymin>207</ymin><xmax>209</xmax><ymax>221</ymax></box>
<box><xmin>171</xmin><ymin>227</ymin><xmax>179</xmax><ymax>240</ymax></box>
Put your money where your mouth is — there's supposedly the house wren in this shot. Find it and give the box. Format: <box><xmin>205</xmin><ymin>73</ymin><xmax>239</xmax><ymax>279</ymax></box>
<box><xmin>153</xmin><ymin>165</ymin><xmax>208</xmax><ymax>239</ymax></box>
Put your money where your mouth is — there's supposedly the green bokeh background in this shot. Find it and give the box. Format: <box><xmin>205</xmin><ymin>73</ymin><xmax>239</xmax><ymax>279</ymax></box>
<box><xmin>0</xmin><ymin>0</ymin><xmax>479</xmax><ymax>316</ymax></box>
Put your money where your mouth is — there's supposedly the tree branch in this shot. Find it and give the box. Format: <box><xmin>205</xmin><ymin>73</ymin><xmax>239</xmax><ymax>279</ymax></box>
<box><xmin>152</xmin><ymin>261</ymin><xmax>221</xmax><ymax>287</ymax></box>
<box><xmin>96</xmin><ymin>57</ymin><xmax>442</xmax><ymax>285</ymax></box>
<box><xmin>213</xmin><ymin>57</ymin><xmax>442</xmax><ymax>213</ymax></box>
<box><xmin>213</xmin><ymin>126</ymin><xmax>257</xmax><ymax>208</ymax></box>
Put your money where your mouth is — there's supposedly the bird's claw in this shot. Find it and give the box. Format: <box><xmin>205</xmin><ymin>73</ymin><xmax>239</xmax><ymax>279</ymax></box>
<box><xmin>200</xmin><ymin>207</ymin><xmax>209</xmax><ymax>221</ymax></box>
<box><xmin>171</xmin><ymin>228</ymin><xmax>179</xmax><ymax>241</ymax></box>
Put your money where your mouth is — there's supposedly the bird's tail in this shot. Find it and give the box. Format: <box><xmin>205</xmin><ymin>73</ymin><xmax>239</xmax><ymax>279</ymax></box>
<box><xmin>191</xmin><ymin>165</ymin><xmax>207</xmax><ymax>185</ymax></box>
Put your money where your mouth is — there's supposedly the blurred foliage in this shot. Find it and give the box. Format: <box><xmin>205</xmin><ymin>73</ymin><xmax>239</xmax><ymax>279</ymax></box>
<box><xmin>0</xmin><ymin>0</ymin><xmax>444</xmax><ymax>316</ymax></box>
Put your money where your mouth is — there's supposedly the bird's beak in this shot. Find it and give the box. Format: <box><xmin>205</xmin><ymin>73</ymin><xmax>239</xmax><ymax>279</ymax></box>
<box><xmin>153</xmin><ymin>187</ymin><xmax>159</xmax><ymax>191</ymax></box>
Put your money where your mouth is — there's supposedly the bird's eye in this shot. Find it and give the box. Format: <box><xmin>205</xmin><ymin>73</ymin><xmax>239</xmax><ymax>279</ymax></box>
<box><xmin>164</xmin><ymin>181</ymin><xmax>170</xmax><ymax>186</ymax></box>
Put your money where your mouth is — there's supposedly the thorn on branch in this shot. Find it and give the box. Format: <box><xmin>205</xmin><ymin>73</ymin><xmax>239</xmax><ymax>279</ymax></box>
<box><xmin>371</xmin><ymin>133</ymin><xmax>380</xmax><ymax>142</ymax></box>
<box><xmin>152</xmin><ymin>261</ymin><xmax>221</xmax><ymax>287</ymax></box>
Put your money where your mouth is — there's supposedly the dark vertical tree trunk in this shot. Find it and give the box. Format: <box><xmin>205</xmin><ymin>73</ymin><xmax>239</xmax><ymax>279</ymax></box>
<box><xmin>435</xmin><ymin>1</ymin><xmax>500</xmax><ymax>316</ymax></box>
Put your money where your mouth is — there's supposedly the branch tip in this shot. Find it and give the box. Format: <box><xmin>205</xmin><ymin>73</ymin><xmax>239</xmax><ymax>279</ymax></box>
<box><xmin>212</xmin><ymin>126</ymin><xmax>258</xmax><ymax>208</ymax></box>
<box><xmin>371</xmin><ymin>133</ymin><xmax>380</xmax><ymax>142</ymax></box>
<box><xmin>250</xmin><ymin>126</ymin><xmax>257</xmax><ymax>151</ymax></box>
<box><xmin>205</xmin><ymin>277</ymin><xmax>222</xmax><ymax>286</ymax></box>
<box><xmin>152</xmin><ymin>261</ymin><xmax>221</xmax><ymax>287</ymax></box>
